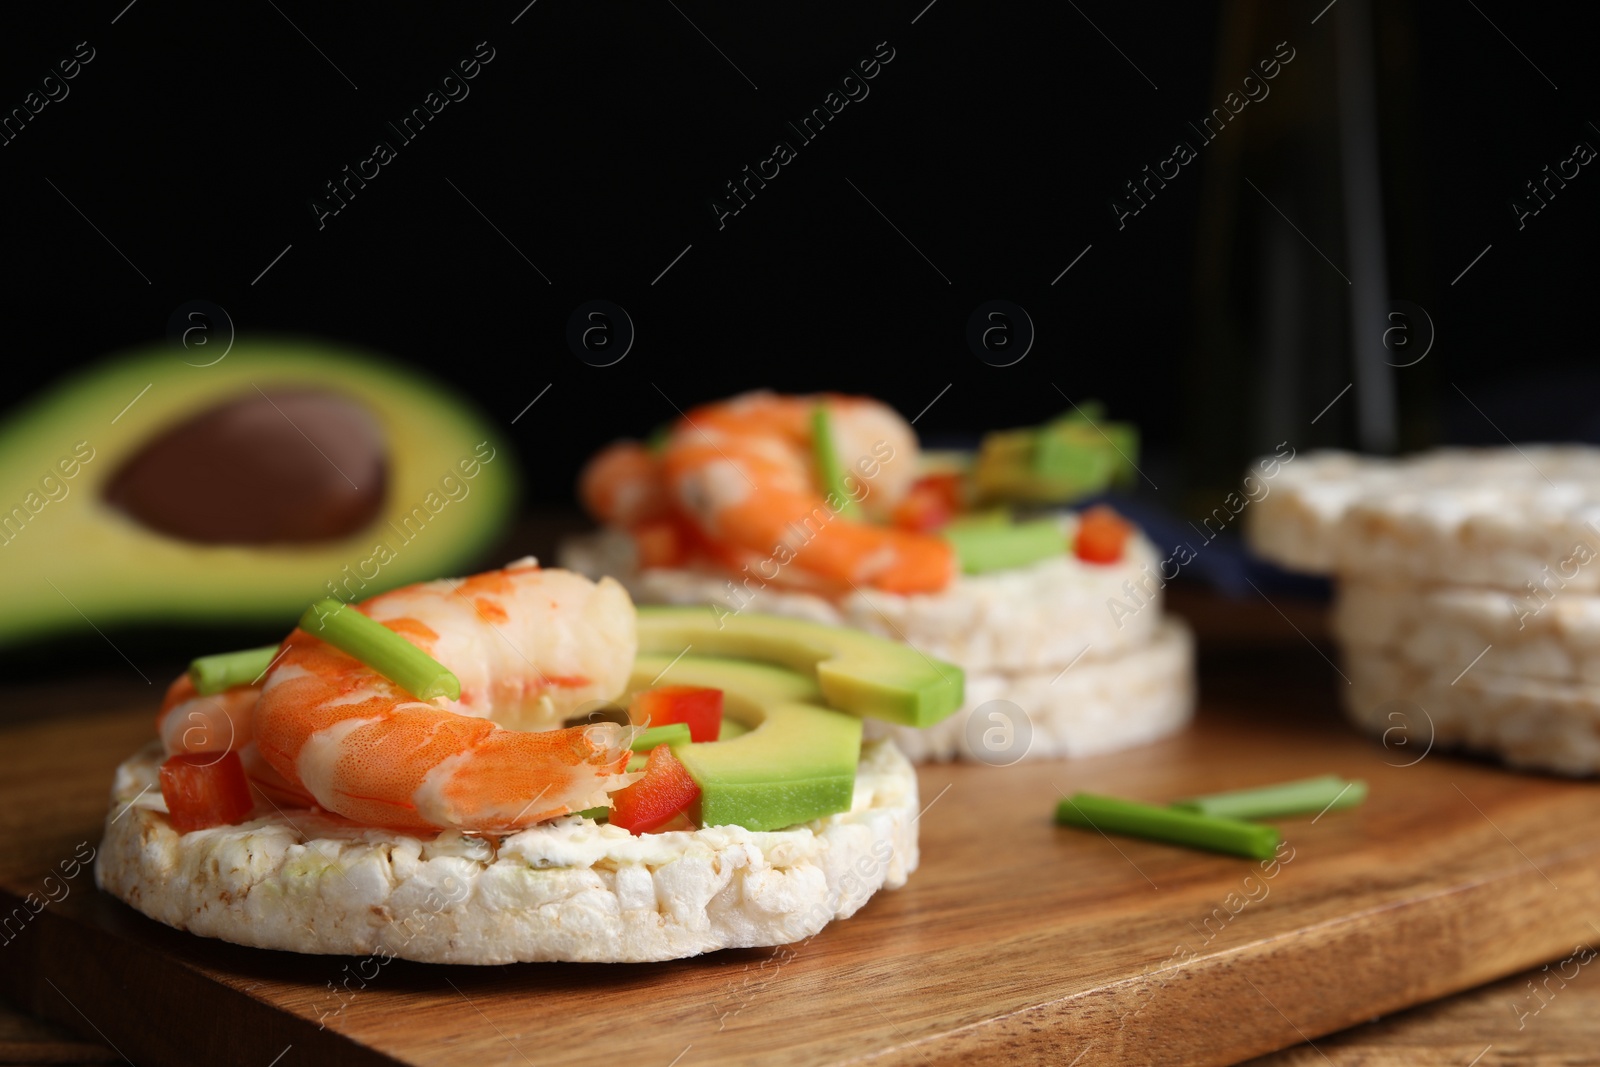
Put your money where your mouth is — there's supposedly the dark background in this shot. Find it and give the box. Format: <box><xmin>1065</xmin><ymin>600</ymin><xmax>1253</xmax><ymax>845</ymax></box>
<box><xmin>3</xmin><ymin>0</ymin><xmax>1598</xmax><ymax>512</ymax></box>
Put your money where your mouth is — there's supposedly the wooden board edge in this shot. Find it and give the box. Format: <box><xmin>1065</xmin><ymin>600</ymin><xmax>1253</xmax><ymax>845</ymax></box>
<box><xmin>0</xmin><ymin>886</ymin><xmax>399</xmax><ymax>1067</ymax></box>
<box><xmin>844</xmin><ymin>849</ymin><xmax>1600</xmax><ymax>1066</ymax></box>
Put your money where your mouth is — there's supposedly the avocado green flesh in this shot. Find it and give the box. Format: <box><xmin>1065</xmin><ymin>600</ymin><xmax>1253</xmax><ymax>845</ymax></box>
<box><xmin>1033</xmin><ymin>419</ymin><xmax>1139</xmax><ymax>488</ymax></box>
<box><xmin>0</xmin><ymin>340</ymin><xmax>515</xmax><ymax>645</ymax></box>
<box><xmin>1033</xmin><ymin>424</ymin><xmax>1119</xmax><ymax>482</ymax></box>
<box><xmin>943</xmin><ymin>517</ymin><xmax>1064</xmax><ymax>574</ymax></box>
<box><xmin>973</xmin><ymin>404</ymin><xmax>1139</xmax><ymax>503</ymax></box>
<box><xmin>630</xmin><ymin>722</ymin><xmax>691</xmax><ymax>751</ymax></box>
<box><xmin>635</xmin><ymin>606</ymin><xmax>963</xmax><ymax>727</ymax></box>
<box><xmin>628</xmin><ymin>653</ymin><xmax>862</xmax><ymax>832</ymax></box>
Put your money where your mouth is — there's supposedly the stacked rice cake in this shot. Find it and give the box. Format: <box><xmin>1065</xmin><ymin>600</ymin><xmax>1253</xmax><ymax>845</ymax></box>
<box><xmin>1247</xmin><ymin>446</ymin><xmax>1600</xmax><ymax>774</ymax></box>
<box><xmin>562</xmin><ymin>513</ymin><xmax>1194</xmax><ymax>764</ymax></box>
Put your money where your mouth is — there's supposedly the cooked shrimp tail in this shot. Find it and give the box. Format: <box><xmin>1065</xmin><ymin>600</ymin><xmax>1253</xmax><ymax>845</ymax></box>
<box><xmin>252</xmin><ymin>560</ymin><xmax>638</xmax><ymax>832</ymax></box>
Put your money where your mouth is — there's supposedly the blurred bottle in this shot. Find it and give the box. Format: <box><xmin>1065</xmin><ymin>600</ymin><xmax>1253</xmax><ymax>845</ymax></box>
<box><xmin>1183</xmin><ymin>0</ymin><xmax>1436</xmax><ymax>509</ymax></box>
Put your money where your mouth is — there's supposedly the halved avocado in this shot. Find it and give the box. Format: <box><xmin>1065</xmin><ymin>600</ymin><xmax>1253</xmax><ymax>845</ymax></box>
<box><xmin>0</xmin><ymin>339</ymin><xmax>515</xmax><ymax>645</ymax></box>
<box><xmin>635</xmin><ymin>606</ymin><xmax>964</xmax><ymax>727</ymax></box>
<box><xmin>627</xmin><ymin>653</ymin><xmax>862</xmax><ymax>831</ymax></box>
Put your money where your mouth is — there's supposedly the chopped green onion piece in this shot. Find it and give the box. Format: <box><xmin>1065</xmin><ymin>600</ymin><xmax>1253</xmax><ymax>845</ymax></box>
<box><xmin>943</xmin><ymin>517</ymin><xmax>1065</xmax><ymax>574</ymax></box>
<box><xmin>188</xmin><ymin>645</ymin><xmax>281</xmax><ymax>696</ymax></box>
<box><xmin>1171</xmin><ymin>775</ymin><xmax>1367</xmax><ymax>821</ymax></box>
<box><xmin>298</xmin><ymin>599</ymin><xmax>461</xmax><ymax>702</ymax></box>
<box><xmin>630</xmin><ymin>722</ymin><xmax>692</xmax><ymax>752</ymax></box>
<box><xmin>810</xmin><ymin>405</ymin><xmax>860</xmax><ymax>518</ymax></box>
<box><xmin>575</xmin><ymin>806</ymin><xmax>610</xmax><ymax>821</ymax></box>
<box><xmin>1055</xmin><ymin>793</ymin><xmax>1281</xmax><ymax>860</ymax></box>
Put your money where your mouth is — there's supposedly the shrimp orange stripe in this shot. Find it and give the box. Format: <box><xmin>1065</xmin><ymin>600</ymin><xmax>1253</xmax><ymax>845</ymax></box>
<box><xmin>543</xmin><ymin>675</ymin><xmax>592</xmax><ymax>688</ymax></box>
<box><xmin>473</xmin><ymin>596</ymin><xmax>510</xmax><ymax>623</ymax></box>
<box><xmin>254</xmin><ymin>735</ymin><xmax>305</xmax><ymax>773</ymax></box>
<box><xmin>381</xmin><ymin>617</ymin><xmax>441</xmax><ymax>644</ymax></box>
<box><xmin>456</xmin><ymin>570</ymin><xmax>518</xmax><ymax>597</ymax></box>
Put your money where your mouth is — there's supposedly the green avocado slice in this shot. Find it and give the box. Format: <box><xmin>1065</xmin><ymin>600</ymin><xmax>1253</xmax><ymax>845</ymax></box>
<box><xmin>629</xmin><ymin>722</ymin><xmax>692</xmax><ymax>752</ymax></box>
<box><xmin>972</xmin><ymin>403</ymin><xmax>1139</xmax><ymax>503</ymax></box>
<box><xmin>635</xmin><ymin>606</ymin><xmax>963</xmax><ymax>727</ymax></box>
<box><xmin>628</xmin><ymin>653</ymin><xmax>862</xmax><ymax>831</ymax></box>
<box><xmin>942</xmin><ymin>516</ymin><xmax>1065</xmax><ymax>574</ymax></box>
<box><xmin>0</xmin><ymin>340</ymin><xmax>515</xmax><ymax>645</ymax></box>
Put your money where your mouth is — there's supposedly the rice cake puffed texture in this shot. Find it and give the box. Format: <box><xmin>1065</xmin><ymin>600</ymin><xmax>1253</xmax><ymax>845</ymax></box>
<box><xmin>96</xmin><ymin>739</ymin><xmax>920</xmax><ymax>963</ymax></box>
<box><xmin>1334</xmin><ymin>580</ymin><xmax>1600</xmax><ymax>685</ymax></box>
<box><xmin>1345</xmin><ymin>648</ymin><xmax>1600</xmax><ymax>776</ymax></box>
<box><xmin>1247</xmin><ymin>446</ymin><xmax>1600</xmax><ymax>589</ymax></box>
<box><xmin>865</xmin><ymin>618</ymin><xmax>1195</xmax><ymax>762</ymax></box>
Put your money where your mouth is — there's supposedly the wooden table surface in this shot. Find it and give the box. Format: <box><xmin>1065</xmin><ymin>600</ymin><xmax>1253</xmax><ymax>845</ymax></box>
<box><xmin>1</xmin><ymin>574</ymin><xmax>1596</xmax><ymax>1065</ymax></box>
<box><xmin>11</xmin><ymin>956</ymin><xmax>1597</xmax><ymax>1066</ymax></box>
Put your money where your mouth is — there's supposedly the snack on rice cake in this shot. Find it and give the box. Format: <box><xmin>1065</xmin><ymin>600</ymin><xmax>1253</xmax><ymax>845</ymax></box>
<box><xmin>567</xmin><ymin>390</ymin><xmax>1195</xmax><ymax>762</ymax></box>
<box><xmin>98</xmin><ymin>738</ymin><xmax>918</xmax><ymax>964</ymax></box>
<box><xmin>1247</xmin><ymin>446</ymin><xmax>1600</xmax><ymax>589</ymax></box>
<box><xmin>97</xmin><ymin>562</ymin><xmax>966</xmax><ymax>963</ymax></box>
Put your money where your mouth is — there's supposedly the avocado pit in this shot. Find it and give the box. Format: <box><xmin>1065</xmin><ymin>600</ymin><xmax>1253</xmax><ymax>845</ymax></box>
<box><xmin>105</xmin><ymin>389</ymin><xmax>387</xmax><ymax>543</ymax></box>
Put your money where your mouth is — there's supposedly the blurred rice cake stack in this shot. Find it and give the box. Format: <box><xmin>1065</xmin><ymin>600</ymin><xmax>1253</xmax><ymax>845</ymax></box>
<box><xmin>1247</xmin><ymin>447</ymin><xmax>1600</xmax><ymax>774</ymax></box>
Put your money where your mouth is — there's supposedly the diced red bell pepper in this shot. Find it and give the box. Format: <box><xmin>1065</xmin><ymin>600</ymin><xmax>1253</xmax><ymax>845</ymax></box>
<box><xmin>608</xmin><ymin>745</ymin><xmax>701</xmax><ymax>834</ymax></box>
<box><xmin>891</xmin><ymin>473</ymin><xmax>965</xmax><ymax>532</ymax></box>
<box><xmin>629</xmin><ymin>685</ymin><xmax>723</xmax><ymax>742</ymax></box>
<box><xmin>158</xmin><ymin>751</ymin><xmax>255</xmax><ymax>833</ymax></box>
<box><xmin>1073</xmin><ymin>504</ymin><xmax>1134</xmax><ymax>564</ymax></box>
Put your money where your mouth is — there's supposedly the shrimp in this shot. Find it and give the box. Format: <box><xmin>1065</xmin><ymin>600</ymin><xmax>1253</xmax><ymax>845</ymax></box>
<box><xmin>156</xmin><ymin>675</ymin><xmax>258</xmax><ymax>757</ymax></box>
<box><xmin>155</xmin><ymin>674</ymin><xmax>315</xmax><ymax>805</ymax></box>
<box><xmin>658</xmin><ymin>391</ymin><xmax>955</xmax><ymax>594</ymax></box>
<box><xmin>252</xmin><ymin>559</ymin><xmax>636</xmax><ymax>832</ymax></box>
<box><xmin>579</xmin><ymin>440</ymin><xmax>671</xmax><ymax>527</ymax></box>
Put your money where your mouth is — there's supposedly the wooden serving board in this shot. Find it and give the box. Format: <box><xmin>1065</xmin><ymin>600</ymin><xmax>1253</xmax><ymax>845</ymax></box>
<box><xmin>2</xmin><ymin>642</ymin><xmax>1598</xmax><ymax>1066</ymax></box>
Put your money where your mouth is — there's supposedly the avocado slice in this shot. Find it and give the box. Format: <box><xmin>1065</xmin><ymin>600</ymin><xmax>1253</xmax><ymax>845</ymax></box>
<box><xmin>1034</xmin><ymin>417</ymin><xmax>1140</xmax><ymax>489</ymax></box>
<box><xmin>636</xmin><ymin>606</ymin><xmax>963</xmax><ymax>727</ymax></box>
<box><xmin>973</xmin><ymin>403</ymin><xmax>1139</xmax><ymax>503</ymax></box>
<box><xmin>0</xmin><ymin>339</ymin><xmax>515</xmax><ymax>645</ymax></box>
<box><xmin>942</xmin><ymin>516</ymin><xmax>1065</xmax><ymax>574</ymax></box>
<box><xmin>630</xmin><ymin>722</ymin><xmax>692</xmax><ymax>752</ymax></box>
<box><xmin>627</xmin><ymin>653</ymin><xmax>862</xmax><ymax>831</ymax></box>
